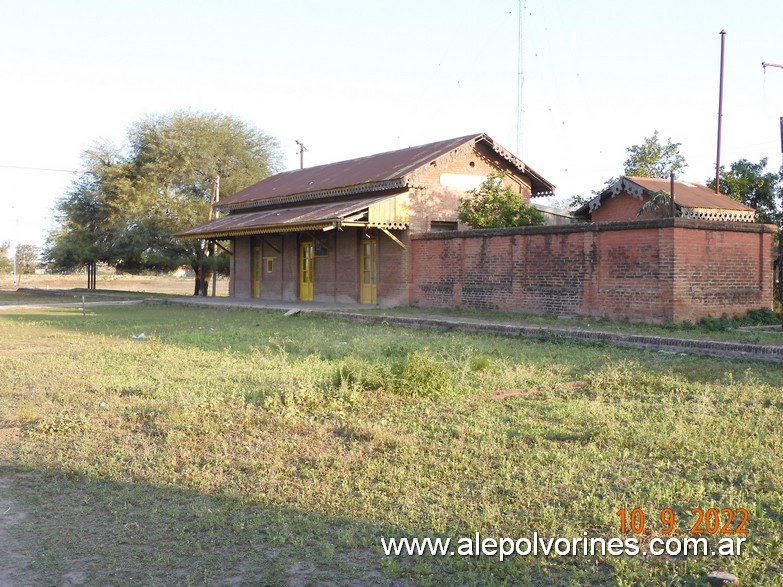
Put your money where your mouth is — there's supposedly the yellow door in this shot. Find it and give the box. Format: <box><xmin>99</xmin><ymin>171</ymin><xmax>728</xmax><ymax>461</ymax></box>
<box><xmin>359</xmin><ymin>238</ymin><xmax>377</xmax><ymax>304</ymax></box>
<box><xmin>299</xmin><ymin>240</ymin><xmax>314</xmax><ymax>301</ymax></box>
<box><xmin>251</xmin><ymin>245</ymin><xmax>261</xmax><ymax>298</ymax></box>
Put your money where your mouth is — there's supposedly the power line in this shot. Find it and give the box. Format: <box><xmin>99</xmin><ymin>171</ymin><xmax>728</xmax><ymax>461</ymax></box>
<box><xmin>0</xmin><ymin>164</ymin><xmax>77</xmax><ymax>173</ymax></box>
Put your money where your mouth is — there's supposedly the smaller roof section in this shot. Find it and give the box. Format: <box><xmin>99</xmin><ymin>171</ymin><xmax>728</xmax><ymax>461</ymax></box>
<box><xmin>218</xmin><ymin>133</ymin><xmax>555</xmax><ymax>211</ymax></box>
<box><xmin>576</xmin><ymin>176</ymin><xmax>755</xmax><ymax>222</ymax></box>
<box><xmin>175</xmin><ymin>195</ymin><xmax>399</xmax><ymax>239</ymax></box>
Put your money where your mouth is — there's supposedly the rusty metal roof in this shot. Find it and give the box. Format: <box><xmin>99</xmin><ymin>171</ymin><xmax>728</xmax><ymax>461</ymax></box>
<box><xmin>176</xmin><ymin>196</ymin><xmax>394</xmax><ymax>239</ymax></box>
<box><xmin>623</xmin><ymin>176</ymin><xmax>754</xmax><ymax>211</ymax></box>
<box><xmin>218</xmin><ymin>133</ymin><xmax>555</xmax><ymax>211</ymax></box>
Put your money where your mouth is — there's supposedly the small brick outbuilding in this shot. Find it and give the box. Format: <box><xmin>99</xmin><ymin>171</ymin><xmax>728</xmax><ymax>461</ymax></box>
<box><xmin>574</xmin><ymin>176</ymin><xmax>756</xmax><ymax>223</ymax></box>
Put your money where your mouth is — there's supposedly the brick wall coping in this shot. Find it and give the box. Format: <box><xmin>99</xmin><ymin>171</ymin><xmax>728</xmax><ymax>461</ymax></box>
<box><xmin>411</xmin><ymin>218</ymin><xmax>778</xmax><ymax>241</ymax></box>
<box><xmin>314</xmin><ymin>311</ymin><xmax>783</xmax><ymax>363</ymax></box>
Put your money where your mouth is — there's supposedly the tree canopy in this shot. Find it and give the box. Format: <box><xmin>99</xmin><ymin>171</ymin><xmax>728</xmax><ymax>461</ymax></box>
<box><xmin>623</xmin><ymin>131</ymin><xmax>687</xmax><ymax>178</ymax></box>
<box><xmin>46</xmin><ymin>111</ymin><xmax>283</xmax><ymax>291</ymax></box>
<box><xmin>707</xmin><ymin>158</ymin><xmax>782</xmax><ymax>226</ymax></box>
<box><xmin>457</xmin><ymin>173</ymin><xmax>544</xmax><ymax>228</ymax></box>
<box><xmin>605</xmin><ymin>131</ymin><xmax>687</xmax><ymax>189</ymax></box>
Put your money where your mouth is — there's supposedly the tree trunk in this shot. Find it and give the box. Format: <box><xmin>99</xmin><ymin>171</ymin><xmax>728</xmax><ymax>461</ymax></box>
<box><xmin>193</xmin><ymin>266</ymin><xmax>201</xmax><ymax>296</ymax></box>
<box><xmin>193</xmin><ymin>243</ymin><xmax>206</xmax><ymax>296</ymax></box>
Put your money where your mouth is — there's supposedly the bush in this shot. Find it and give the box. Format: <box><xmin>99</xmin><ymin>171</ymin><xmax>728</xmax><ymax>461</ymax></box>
<box><xmin>335</xmin><ymin>357</ymin><xmax>394</xmax><ymax>392</ymax></box>
<box><xmin>458</xmin><ymin>172</ymin><xmax>544</xmax><ymax>228</ymax></box>
<box><xmin>393</xmin><ymin>351</ymin><xmax>453</xmax><ymax>399</ymax></box>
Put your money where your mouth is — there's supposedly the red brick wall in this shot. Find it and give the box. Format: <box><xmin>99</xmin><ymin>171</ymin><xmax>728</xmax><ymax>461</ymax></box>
<box><xmin>590</xmin><ymin>192</ymin><xmax>666</xmax><ymax>222</ymax></box>
<box><xmin>410</xmin><ymin>219</ymin><xmax>776</xmax><ymax>324</ymax></box>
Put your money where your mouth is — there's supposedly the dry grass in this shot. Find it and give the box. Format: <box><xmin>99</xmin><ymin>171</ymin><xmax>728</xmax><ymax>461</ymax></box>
<box><xmin>0</xmin><ymin>272</ymin><xmax>228</xmax><ymax>296</ymax></box>
<box><xmin>0</xmin><ymin>302</ymin><xmax>781</xmax><ymax>585</ymax></box>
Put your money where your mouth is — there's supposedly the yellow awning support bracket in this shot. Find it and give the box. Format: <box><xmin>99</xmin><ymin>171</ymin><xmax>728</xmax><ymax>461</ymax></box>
<box><xmin>212</xmin><ymin>240</ymin><xmax>232</xmax><ymax>255</ymax></box>
<box><xmin>380</xmin><ymin>228</ymin><xmax>406</xmax><ymax>249</ymax></box>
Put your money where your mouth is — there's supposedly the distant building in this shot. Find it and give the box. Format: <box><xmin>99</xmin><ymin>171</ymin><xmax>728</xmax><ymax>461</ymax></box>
<box><xmin>532</xmin><ymin>203</ymin><xmax>575</xmax><ymax>225</ymax></box>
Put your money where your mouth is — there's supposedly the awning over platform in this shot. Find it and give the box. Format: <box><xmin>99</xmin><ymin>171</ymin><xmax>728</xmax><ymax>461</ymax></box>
<box><xmin>176</xmin><ymin>195</ymin><xmax>407</xmax><ymax>239</ymax></box>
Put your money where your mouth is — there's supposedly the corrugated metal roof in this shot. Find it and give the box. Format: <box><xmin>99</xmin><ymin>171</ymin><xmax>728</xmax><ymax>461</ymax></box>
<box><xmin>218</xmin><ymin>133</ymin><xmax>555</xmax><ymax>210</ymax></box>
<box><xmin>624</xmin><ymin>176</ymin><xmax>754</xmax><ymax>211</ymax></box>
<box><xmin>176</xmin><ymin>196</ymin><xmax>395</xmax><ymax>239</ymax></box>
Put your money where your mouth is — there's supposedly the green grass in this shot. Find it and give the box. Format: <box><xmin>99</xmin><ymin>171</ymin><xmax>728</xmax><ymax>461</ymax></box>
<box><xmin>1</xmin><ymin>303</ymin><xmax>782</xmax><ymax>585</ymax></box>
<box><xmin>356</xmin><ymin>305</ymin><xmax>783</xmax><ymax>346</ymax></box>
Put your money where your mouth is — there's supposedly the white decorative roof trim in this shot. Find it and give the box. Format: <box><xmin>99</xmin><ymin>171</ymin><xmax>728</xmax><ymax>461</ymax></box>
<box><xmin>608</xmin><ymin>178</ymin><xmax>645</xmax><ymax>200</ymax></box>
<box><xmin>490</xmin><ymin>143</ymin><xmax>526</xmax><ymax>172</ymax></box>
<box><xmin>587</xmin><ymin>194</ymin><xmax>603</xmax><ymax>213</ymax></box>
<box><xmin>679</xmin><ymin>208</ymin><xmax>756</xmax><ymax>223</ymax></box>
<box><xmin>588</xmin><ymin>178</ymin><xmax>645</xmax><ymax>212</ymax></box>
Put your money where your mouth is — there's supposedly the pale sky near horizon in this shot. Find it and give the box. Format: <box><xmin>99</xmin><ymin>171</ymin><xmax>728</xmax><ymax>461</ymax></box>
<box><xmin>2</xmin><ymin>0</ymin><xmax>782</xmax><ymax>248</ymax></box>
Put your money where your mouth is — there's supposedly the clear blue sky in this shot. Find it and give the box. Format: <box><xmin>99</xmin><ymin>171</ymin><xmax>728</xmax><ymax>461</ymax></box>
<box><xmin>2</xmin><ymin>0</ymin><xmax>782</xmax><ymax>247</ymax></box>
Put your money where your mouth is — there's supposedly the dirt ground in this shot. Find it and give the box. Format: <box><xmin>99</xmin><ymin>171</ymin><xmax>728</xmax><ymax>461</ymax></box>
<box><xmin>0</xmin><ymin>427</ymin><xmax>38</xmax><ymax>587</ymax></box>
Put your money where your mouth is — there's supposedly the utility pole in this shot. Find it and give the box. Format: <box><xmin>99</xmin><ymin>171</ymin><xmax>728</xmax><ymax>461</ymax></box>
<box><xmin>295</xmin><ymin>140</ymin><xmax>307</xmax><ymax>170</ymax></box>
<box><xmin>762</xmin><ymin>61</ymin><xmax>783</xmax><ymax>316</ymax></box>
<box><xmin>764</xmin><ymin>63</ymin><xmax>783</xmax><ymax>167</ymax></box>
<box><xmin>715</xmin><ymin>31</ymin><xmax>726</xmax><ymax>194</ymax></box>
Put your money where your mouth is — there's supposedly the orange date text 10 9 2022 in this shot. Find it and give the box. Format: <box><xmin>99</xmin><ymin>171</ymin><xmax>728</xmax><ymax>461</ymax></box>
<box><xmin>616</xmin><ymin>508</ymin><xmax>749</xmax><ymax>536</ymax></box>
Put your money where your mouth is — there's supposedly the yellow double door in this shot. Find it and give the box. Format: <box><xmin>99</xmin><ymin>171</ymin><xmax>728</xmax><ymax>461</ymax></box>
<box><xmin>298</xmin><ymin>238</ymin><xmax>376</xmax><ymax>304</ymax></box>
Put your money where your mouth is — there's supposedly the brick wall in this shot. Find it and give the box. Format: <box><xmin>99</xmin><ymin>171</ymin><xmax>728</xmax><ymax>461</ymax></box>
<box><xmin>406</xmin><ymin>141</ymin><xmax>534</xmax><ymax>233</ymax></box>
<box><xmin>590</xmin><ymin>192</ymin><xmax>666</xmax><ymax>222</ymax></box>
<box><xmin>410</xmin><ymin>219</ymin><xmax>776</xmax><ymax>324</ymax></box>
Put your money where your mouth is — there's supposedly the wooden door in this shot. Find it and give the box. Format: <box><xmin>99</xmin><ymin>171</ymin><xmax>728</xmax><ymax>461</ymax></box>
<box><xmin>359</xmin><ymin>238</ymin><xmax>377</xmax><ymax>304</ymax></box>
<box><xmin>299</xmin><ymin>240</ymin><xmax>314</xmax><ymax>301</ymax></box>
<box><xmin>251</xmin><ymin>244</ymin><xmax>262</xmax><ymax>298</ymax></box>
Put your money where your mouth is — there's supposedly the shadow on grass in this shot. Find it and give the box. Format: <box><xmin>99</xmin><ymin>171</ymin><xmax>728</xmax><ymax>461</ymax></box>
<box><xmin>3</xmin><ymin>463</ymin><xmax>606</xmax><ymax>587</ymax></box>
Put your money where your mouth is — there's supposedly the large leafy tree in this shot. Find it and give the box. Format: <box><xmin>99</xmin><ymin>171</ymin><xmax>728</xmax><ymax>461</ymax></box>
<box><xmin>457</xmin><ymin>173</ymin><xmax>544</xmax><ymax>228</ymax></box>
<box><xmin>707</xmin><ymin>158</ymin><xmax>782</xmax><ymax>226</ymax></box>
<box><xmin>606</xmin><ymin>131</ymin><xmax>687</xmax><ymax>189</ymax></box>
<box><xmin>623</xmin><ymin>130</ymin><xmax>687</xmax><ymax>178</ymax></box>
<box><xmin>46</xmin><ymin>111</ymin><xmax>282</xmax><ymax>293</ymax></box>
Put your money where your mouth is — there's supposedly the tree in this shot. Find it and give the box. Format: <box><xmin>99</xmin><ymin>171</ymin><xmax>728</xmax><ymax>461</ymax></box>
<box><xmin>0</xmin><ymin>241</ymin><xmax>11</xmax><ymax>273</ymax></box>
<box><xmin>607</xmin><ymin>131</ymin><xmax>687</xmax><ymax>187</ymax></box>
<box><xmin>707</xmin><ymin>158</ymin><xmax>782</xmax><ymax>226</ymax></box>
<box><xmin>457</xmin><ymin>173</ymin><xmax>544</xmax><ymax>228</ymax></box>
<box><xmin>46</xmin><ymin>111</ymin><xmax>283</xmax><ymax>293</ymax></box>
<box><xmin>15</xmin><ymin>244</ymin><xmax>39</xmax><ymax>274</ymax></box>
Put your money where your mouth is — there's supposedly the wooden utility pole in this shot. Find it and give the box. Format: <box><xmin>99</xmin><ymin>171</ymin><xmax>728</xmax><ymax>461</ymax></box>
<box><xmin>762</xmin><ymin>61</ymin><xmax>783</xmax><ymax>318</ymax></box>
<box><xmin>715</xmin><ymin>31</ymin><xmax>726</xmax><ymax>194</ymax></box>
<box><xmin>295</xmin><ymin>140</ymin><xmax>307</xmax><ymax>169</ymax></box>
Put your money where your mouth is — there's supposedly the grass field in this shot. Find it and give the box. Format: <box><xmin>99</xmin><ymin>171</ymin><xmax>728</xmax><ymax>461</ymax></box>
<box><xmin>1</xmin><ymin>301</ymin><xmax>782</xmax><ymax>586</ymax></box>
<box><xmin>0</xmin><ymin>272</ymin><xmax>229</xmax><ymax>296</ymax></box>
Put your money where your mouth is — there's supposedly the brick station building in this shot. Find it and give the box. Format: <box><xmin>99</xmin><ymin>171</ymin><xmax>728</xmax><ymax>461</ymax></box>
<box><xmin>178</xmin><ymin>135</ymin><xmax>776</xmax><ymax>324</ymax></box>
<box><xmin>176</xmin><ymin>133</ymin><xmax>555</xmax><ymax>306</ymax></box>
